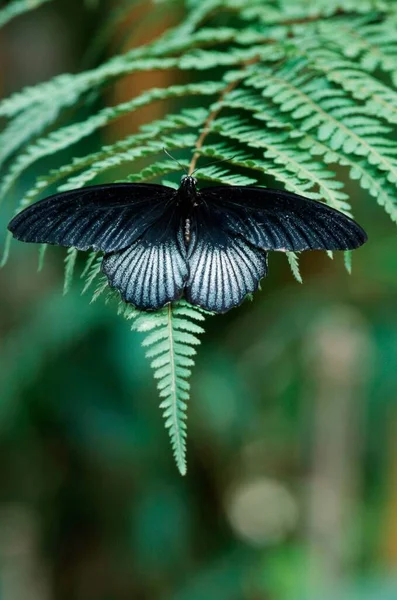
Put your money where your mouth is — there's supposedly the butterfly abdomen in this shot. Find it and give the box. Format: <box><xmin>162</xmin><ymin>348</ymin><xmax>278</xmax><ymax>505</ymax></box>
<box><xmin>184</xmin><ymin>218</ymin><xmax>191</xmax><ymax>244</ymax></box>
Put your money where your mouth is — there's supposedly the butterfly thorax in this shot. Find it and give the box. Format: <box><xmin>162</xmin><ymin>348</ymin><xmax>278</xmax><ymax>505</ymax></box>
<box><xmin>178</xmin><ymin>175</ymin><xmax>199</xmax><ymax>204</ymax></box>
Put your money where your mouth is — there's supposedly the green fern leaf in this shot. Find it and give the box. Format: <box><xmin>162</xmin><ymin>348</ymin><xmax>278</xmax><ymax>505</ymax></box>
<box><xmin>344</xmin><ymin>250</ymin><xmax>352</xmax><ymax>274</ymax></box>
<box><xmin>287</xmin><ymin>252</ymin><xmax>303</xmax><ymax>283</ymax></box>
<box><xmin>81</xmin><ymin>251</ymin><xmax>99</xmax><ymax>279</ymax></box>
<box><xmin>0</xmin><ymin>0</ymin><xmax>53</xmax><ymax>28</ymax></box>
<box><xmin>63</xmin><ymin>248</ymin><xmax>79</xmax><ymax>295</ymax></box>
<box><xmin>0</xmin><ymin>82</ymin><xmax>223</xmax><ymax>206</ymax></box>
<box><xmin>212</xmin><ymin>117</ymin><xmax>351</xmax><ymax>213</ymax></box>
<box><xmin>131</xmin><ymin>301</ymin><xmax>208</xmax><ymax>475</ymax></box>
<box><xmin>15</xmin><ymin>107</ymin><xmax>206</xmax><ymax>211</ymax></box>
<box><xmin>37</xmin><ymin>244</ymin><xmax>47</xmax><ymax>272</ymax></box>
<box><xmin>91</xmin><ymin>277</ymin><xmax>109</xmax><ymax>304</ymax></box>
<box><xmin>82</xmin><ymin>255</ymin><xmax>103</xmax><ymax>294</ymax></box>
<box><xmin>298</xmin><ymin>136</ymin><xmax>397</xmax><ymax>222</ymax></box>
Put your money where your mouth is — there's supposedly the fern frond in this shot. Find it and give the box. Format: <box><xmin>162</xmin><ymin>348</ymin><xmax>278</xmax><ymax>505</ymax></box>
<box><xmin>0</xmin><ymin>103</ymin><xmax>61</xmax><ymax>170</ymax></box>
<box><xmin>344</xmin><ymin>250</ymin><xmax>352</xmax><ymax>274</ymax></box>
<box><xmin>221</xmin><ymin>89</ymin><xmax>291</xmax><ymax>129</ymax></box>
<box><xmin>58</xmin><ymin>135</ymin><xmax>196</xmax><ymax>191</ymax></box>
<box><xmin>0</xmin><ymin>0</ymin><xmax>53</xmax><ymax>28</ymax></box>
<box><xmin>91</xmin><ymin>276</ymin><xmax>109</xmax><ymax>304</ymax></box>
<box><xmin>246</xmin><ymin>65</ymin><xmax>397</xmax><ymax>184</ymax></box>
<box><xmin>57</xmin><ymin>132</ymin><xmax>202</xmax><ymax>192</ymax></box>
<box><xmin>63</xmin><ymin>248</ymin><xmax>79</xmax><ymax>295</ymax></box>
<box><xmin>0</xmin><ymin>82</ymin><xmax>223</xmax><ymax>205</ymax></box>
<box><xmin>195</xmin><ymin>143</ymin><xmax>321</xmax><ymax>199</ymax></box>
<box><xmin>212</xmin><ymin>117</ymin><xmax>351</xmax><ymax>212</ymax></box>
<box><xmin>286</xmin><ymin>252</ymin><xmax>302</xmax><ymax>283</ymax></box>
<box><xmin>195</xmin><ymin>164</ymin><xmax>257</xmax><ymax>186</ymax></box>
<box><xmin>307</xmin><ymin>48</ymin><xmax>397</xmax><ymax>124</ymax></box>
<box><xmin>0</xmin><ymin>44</ymin><xmax>275</xmax><ymax>121</ymax></box>
<box><xmin>37</xmin><ymin>244</ymin><xmax>47</xmax><ymax>272</ymax></box>
<box><xmin>125</xmin><ymin>161</ymin><xmax>182</xmax><ymax>184</ymax></box>
<box><xmin>177</xmin><ymin>0</ymin><xmax>224</xmax><ymax>35</ymax></box>
<box><xmin>319</xmin><ymin>19</ymin><xmax>397</xmax><ymax>82</ymax></box>
<box><xmin>131</xmin><ymin>301</ymin><xmax>208</xmax><ymax>475</ymax></box>
<box><xmin>298</xmin><ymin>136</ymin><xmax>397</xmax><ymax>222</ymax></box>
<box><xmin>81</xmin><ymin>251</ymin><xmax>99</xmax><ymax>279</ymax></box>
<box><xmin>237</xmin><ymin>0</ymin><xmax>389</xmax><ymax>23</ymax></box>
<box><xmin>82</xmin><ymin>255</ymin><xmax>103</xmax><ymax>294</ymax></box>
<box><xmin>17</xmin><ymin>107</ymin><xmax>208</xmax><ymax>210</ymax></box>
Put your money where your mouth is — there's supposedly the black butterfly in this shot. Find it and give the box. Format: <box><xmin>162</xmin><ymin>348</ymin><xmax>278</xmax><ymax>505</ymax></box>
<box><xmin>8</xmin><ymin>176</ymin><xmax>367</xmax><ymax>313</ymax></box>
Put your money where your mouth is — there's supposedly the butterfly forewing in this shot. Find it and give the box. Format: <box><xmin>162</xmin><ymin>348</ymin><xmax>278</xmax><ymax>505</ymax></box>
<box><xmin>199</xmin><ymin>187</ymin><xmax>367</xmax><ymax>252</ymax></box>
<box><xmin>102</xmin><ymin>204</ymin><xmax>188</xmax><ymax>310</ymax></box>
<box><xmin>8</xmin><ymin>183</ymin><xmax>176</xmax><ymax>252</ymax></box>
<box><xmin>186</xmin><ymin>203</ymin><xmax>268</xmax><ymax>312</ymax></box>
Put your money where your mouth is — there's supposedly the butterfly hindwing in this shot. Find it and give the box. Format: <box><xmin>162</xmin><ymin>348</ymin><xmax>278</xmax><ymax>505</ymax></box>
<box><xmin>185</xmin><ymin>203</ymin><xmax>268</xmax><ymax>312</ymax></box>
<box><xmin>8</xmin><ymin>183</ymin><xmax>176</xmax><ymax>252</ymax></box>
<box><xmin>199</xmin><ymin>186</ymin><xmax>367</xmax><ymax>252</ymax></box>
<box><xmin>102</xmin><ymin>205</ymin><xmax>188</xmax><ymax>311</ymax></box>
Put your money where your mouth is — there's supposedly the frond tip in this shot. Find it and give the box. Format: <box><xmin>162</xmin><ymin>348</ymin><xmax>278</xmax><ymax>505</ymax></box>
<box><xmin>131</xmin><ymin>300</ymin><xmax>208</xmax><ymax>475</ymax></box>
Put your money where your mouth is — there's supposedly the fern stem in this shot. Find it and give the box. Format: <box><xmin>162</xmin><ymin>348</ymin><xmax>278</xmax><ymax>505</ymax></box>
<box><xmin>188</xmin><ymin>80</ymin><xmax>237</xmax><ymax>174</ymax></box>
<box><xmin>188</xmin><ymin>56</ymin><xmax>259</xmax><ymax>175</ymax></box>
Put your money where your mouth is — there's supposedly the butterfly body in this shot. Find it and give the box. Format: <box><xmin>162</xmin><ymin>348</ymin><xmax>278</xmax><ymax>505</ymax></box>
<box><xmin>177</xmin><ymin>175</ymin><xmax>199</xmax><ymax>205</ymax></box>
<box><xmin>8</xmin><ymin>175</ymin><xmax>367</xmax><ymax>313</ymax></box>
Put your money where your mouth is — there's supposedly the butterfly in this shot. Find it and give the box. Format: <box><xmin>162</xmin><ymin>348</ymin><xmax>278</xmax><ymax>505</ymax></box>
<box><xmin>8</xmin><ymin>175</ymin><xmax>367</xmax><ymax>313</ymax></box>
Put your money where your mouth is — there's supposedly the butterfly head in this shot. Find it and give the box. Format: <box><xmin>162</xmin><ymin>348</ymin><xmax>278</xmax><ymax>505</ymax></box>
<box><xmin>180</xmin><ymin>175</ymin><xmax>198</xmax><ymax>200</ymax></box>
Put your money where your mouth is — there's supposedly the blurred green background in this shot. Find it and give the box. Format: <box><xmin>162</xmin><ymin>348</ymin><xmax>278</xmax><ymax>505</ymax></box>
<box><xmin>1</xmin><ymin>2</ymin><xmax>397</xmax><ymax>599</ymax></box>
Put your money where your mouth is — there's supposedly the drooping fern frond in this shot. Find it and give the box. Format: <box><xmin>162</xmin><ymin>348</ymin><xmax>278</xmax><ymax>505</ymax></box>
<box><xmin>211</xmin><ymin>117</ymin><xmax>352</xmax><ymax>212</ymax></box>
<box><xmin>0</xmin><ymin>0</ymin><xmax>53</xmax><ymax>29</ymax></box>
<box><xmin>286</xmin><ymin>252</ymin><xmax>303</xmax><ymax>284</ymax></box>
<box><xmin>316</xmin><ymin>18</ymin><xmax>397</xmax><ymax>84</ymax></box>
<box><xmin>2</xmin><ymin>0</ymin><xmax>397</xmax><ymax>472</ymax></box>
<box><xmin>82</xmin><ymin>254</ymin><xmax>102</xmax><ymax>294</ymax></box>
<box><xmin>15</xmin><ymin>107</ymin><xmax>209</xmax><ymax>213</ymax></box>
<box><xmin>37</xmin><ymin>243</ymin><xmax>47</xmax><ymax>272</ymax></box>
<box><xmin>130</xmin><ymin>302</ymin><xmax>208</xmax><ymax>475</ymax></box>
<box><xmin>0</xmin><ymin>82</ymin><xmax>223</xmax><ymax>206</ymax></box>
<box><xmin>311</xmin><ymin>50</ymin><xmax>397</xmax><ymax>125</ymax></box>
<box><xmin>63</xmin><ymin>248</ymin><xmax>79</xmax><ymax>295</ymax></box>
<box><xmin>245</xmin><ymin>64</ymin><xmax>396</xmax><ymax>181</ymax></box>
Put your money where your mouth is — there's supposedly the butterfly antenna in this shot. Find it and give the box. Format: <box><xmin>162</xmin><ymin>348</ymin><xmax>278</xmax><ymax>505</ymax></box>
<box><xmin>191</xmin><ymin>153</ymin><xmax>239</xmax><ymax>175</ymax></box>
<box><xmin>163</xmin><ymin>148</ymin><xmax>188</xmax><ymax>174</ymax></box>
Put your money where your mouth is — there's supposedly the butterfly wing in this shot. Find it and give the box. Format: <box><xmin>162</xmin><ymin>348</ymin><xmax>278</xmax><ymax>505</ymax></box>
<box><xmin>185</xmin><ymin>203</ymin><xmax>268</xmax><ymax>313</ymax></box>
<box><xmin>102</xmin><ymin>203</ymin><xmax>188</xmax><ymax>311</ymax></box>
<box><xmin>199</xmin><ymin>186</ymin><xmax>367</xmax><ymax>251</ymax></box>
<box><xmin>8</xmin><ymin>183</ymin><xmax>175</xmax><ymax>252</ymax></box>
